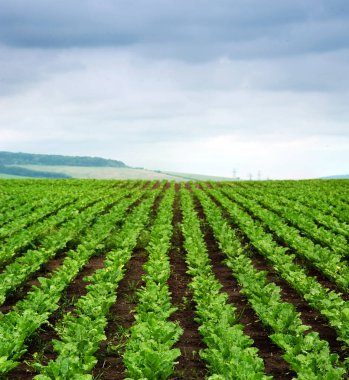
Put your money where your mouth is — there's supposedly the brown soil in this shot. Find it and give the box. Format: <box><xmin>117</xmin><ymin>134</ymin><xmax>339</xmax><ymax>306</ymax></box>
<box><xmin>222</xmin><ymin>190</ymin><xmax>349</xmax><ymax>297</ymax></box>
<box><xmin>202</xmin><ymin>190</ymin><xmax>349</xmax><ymax>369</ymax></box>
<box><xmin>3</xmin><ymin>183</ymin><xmax>348</xmax><ymax>379</ymax></box>
<box><xmin>257</xmin><ymin>199</ymin><xmax>346</xmax><ymax>252</ymax></box>
<box><xmin>164</xmin><ymin>181</ymin><xmax>171</xmax><ymax>190</ymax></box>
<box><xmin>168</xmin><ymin>193</ymin><xmax>208</xmax><ymax>380</ymax></box>
<box><xmin>92</xmin><ymin>247</ymin><xmax>147</xmax><ymax>379</ymax></box>
<box><xmin>251</xmin><ymin>251</ymin><xmax>348</xmax><ymax>360</ymax></box>
<box><xmin>192</xmin><ymin>196</ymin><xmax>294</xmax><ymax>379</ymax></box>
<box><xmin>174</xmin><ymin>183</ymin><xmax>182</xmax><ymax>192</ymax></box>
<box><xmin>142</xmin><ymin>181</ymin><xmax>152</xmax><ymax>189</ymax></box>
<box><xmin>7</xmin><ymin>251</ymin><xmax>109</xmax><ymax>380</ymax></box>
<box><xmin>6</xmin><ymin>193</ymin><xmax>149</xmax><ymax>379</ymax></box>
<box><xmin>92</xmin><ymin>187</ymin><xmax>163</xmax><ymax>379</ymax></box>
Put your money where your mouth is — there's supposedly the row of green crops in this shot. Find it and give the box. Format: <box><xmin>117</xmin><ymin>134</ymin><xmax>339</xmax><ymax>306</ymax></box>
<box><xmin>35</xmin><ymin>188</ymin><xmax>161</xmax><ymax>379</ymax></box>
<box><xmin>194</xmin><ymin>186</ymin><xmax>345</xmax><ymax>378</ymax></box>
<box><xmin>0</xmin><ymin>185</ymin><xmax>144</xmax><ymax>306</ymax></box>
<box><xmin>0</xmin><ymin>184</ymin><xmax>151</xmax><ymax>375</ymax></box>
<box><xmin>180</xmin><ymin>188</ymin><xmax>269</xmax><ymax>379</ymax></box>
<box><xmin>236</xmin><ymin>187</ymin><xmax>348</xmax><ymax>253</ymax></box>
<box><xmin>0</xmin><ymin>183</ymin><xmax>134</xmax><ymax>266</ymax></box>
<box><xmin>235</xmin><ymin>184</ymin><xmax>349</xmax><ymax>239</ymax></box>
<box><xmin>205</xmin><ymin>186</ymin><xmax>349</xmax><ymax>348</ymax></box>
<box><xmin>0</xmin><ymin>178</ymin><xmax>348</xmax><ymax>379</ymax></box>
<box><xmin>220</xmin><ymin>187</ymin><xmax>349</xmax><ymax>290</ymax></box>
<box><xmin>124</xmin><ymin>185</ymin><xmax>183</xmax><ymax>379</ymax></box>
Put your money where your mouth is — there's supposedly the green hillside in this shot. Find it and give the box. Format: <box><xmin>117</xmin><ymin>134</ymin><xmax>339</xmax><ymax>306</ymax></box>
<box><xmin>0</xmin><ymin>164</ymin><xmax>71</xmax><ymax>178</ymax></box>
<box><xmin>8</xmin><ymin>165</ymin><xmax>237</xmax><ymax>181</ymax></box>
<box><xmin>0</xmin><ymin>151</ymin><xmax>235</xmax><ymax>181</ymax></box>
<box><xmin>0</xmin><ymin>151</ymin><xmax>127</xmax><ymax>168</ymax></box>
<box><xmin>10</xmin><ymin>165</ymin><xmax>185</xmax><ymax>180</ymax></box>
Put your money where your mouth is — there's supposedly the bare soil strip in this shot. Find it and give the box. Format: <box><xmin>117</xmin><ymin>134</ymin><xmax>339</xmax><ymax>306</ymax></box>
<box><xmin>92</xmin><ymin>187</ymin><xmax>163</xmax><ymax>379</ymax></box>
<box><xmin>226</xmin><ymin>192</ymin><xmax>349</xmax><ymax>297</ymax></box>
<box><xmin>7</xmin><ymin>252</ymin><xmax>108</xmax><ymax>379</ymax></box>
<box><xmin>168</xmin><ymin>190</ymin><xmax>208</xmax><ymax>380</ymax></box>
<box><xmin>204</xmin><ymin>192</ymin><xmax>348</xmax><ymax>361</ymax></box>
<box><xmin>0</xmin><ymin>254</ymin><xmax>67</xmax><ymax>315</ymax></box>
<box><xmin>7</xmin><ymin>193</ymin><xmax>149</xmax><ymax>379</ymax></box>
<box><xmin>251</xmin><ymin>251</ymin><xmax>347</xmax><ymax>360</ymax></box>
<box><xmin>92</xmin><ymin>247</ymin><xmax>148</xmax><ymax>379</ymax></box>
<box><xmin>0</xmin><ymin>195</ymin><xmax>129</xmax><ymax>313</ymax></box>
<box><xmin>192</xmin><ymin>196</ymin><xmax>294</xmax><ymax>380</ymax></box>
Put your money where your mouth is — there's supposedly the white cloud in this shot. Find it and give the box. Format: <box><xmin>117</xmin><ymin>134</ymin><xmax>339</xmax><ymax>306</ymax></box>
<box><xmin>125</xmin><ymin>134</ymin><xmax>349</xmax><ymax>179</ymax></box>
<box><xmin>0</xmin><ymin>0</ymin><xmax>348</xmax><ymax>180</ymax></box>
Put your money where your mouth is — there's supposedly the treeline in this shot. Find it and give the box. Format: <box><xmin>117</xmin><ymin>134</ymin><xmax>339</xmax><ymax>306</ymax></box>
<box><xmin>0</xmin><ymin>165</ymin><xmax>71</xmax><ymax>178</ymax></box>
<box><xmin>0</xmin><ymin>152</ymin><xmax>127</xmax><ymax>168</ymax></box>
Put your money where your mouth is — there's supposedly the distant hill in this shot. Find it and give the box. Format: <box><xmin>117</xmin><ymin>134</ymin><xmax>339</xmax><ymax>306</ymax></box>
<box><xmin>320</xmin><ymin>175</ymin><xmax>349</xmax><ymax>179</ymax></box>
<box><xmin>0</xmin><ymin>151</ymin><xmax>127</xmax><ymax>168</ymax></box>
<box><xmin>158</xmin><ymin>170</ymin><xmax>235</xmax><ymax>181</ymax></box>
<box><xmin>5</xmin><ymin>165</ymin><xmax>186</xmax><ymax>181</ymax></box>
<box><xmin>0</xmin><ymin>164</ymin><xmax>71</xmax><ymax>179</ymax></box>
<box><xmin>0</xmin><ymin>151</ymin><xmax>235</xmax><ymax>181</ymax></box>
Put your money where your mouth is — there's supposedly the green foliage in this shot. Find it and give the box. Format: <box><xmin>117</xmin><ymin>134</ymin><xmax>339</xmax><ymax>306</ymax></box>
<box><xmin>124</xmin><ymin>185</ymin><xmax>183</xmax><ymax>379</ymax></box>
<box><xmin>0</xmin><ymin>179</ymin><xmax>348</xmax><ymax>378</ymax></box>
<box><xmin>180</xmin><ymin>188</ymin><xmax>269</xmax><ymax>379</ymax></box>
<box><xmin>211</xmin><ymin>185</ymin><xmax>349</xmax><ymax>347</ymax></box>
<box><xmin>196</xmin><ymin>184</ymin><xmax>346</xmax><ymax>378</ymax></box>
<box><xmin>0</xmin><ymin>151</ymin><xmax>127</xmax><ymax>168</ymax></box>
<box><xmin>33</xmin><ymin>188</ymin><xmax>161</xmax><ymax>379</ymax></box>
<box><xmin>0</xmin><ymin>181</ymin><xmax>153</xmax><ymax>376</ymax></box>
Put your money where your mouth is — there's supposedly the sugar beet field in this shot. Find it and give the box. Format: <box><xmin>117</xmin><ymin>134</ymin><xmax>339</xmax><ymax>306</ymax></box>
<box><xmin>1</xmin><ymin>180</ymin><xmax>349</xmax><ymax>379</ymax></box>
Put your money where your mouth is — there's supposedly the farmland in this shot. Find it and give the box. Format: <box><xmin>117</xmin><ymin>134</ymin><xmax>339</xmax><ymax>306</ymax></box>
<box><xmin>0</xmin><ymin>179</ymin><xmax>348</xmax><ymax>379</ymax></box>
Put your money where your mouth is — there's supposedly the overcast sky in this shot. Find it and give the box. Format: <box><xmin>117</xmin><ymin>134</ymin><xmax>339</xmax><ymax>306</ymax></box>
<box><xmin>0</xmin><ymin>0</ymin><xmax>348</xmax><ymax>179</ymax></box>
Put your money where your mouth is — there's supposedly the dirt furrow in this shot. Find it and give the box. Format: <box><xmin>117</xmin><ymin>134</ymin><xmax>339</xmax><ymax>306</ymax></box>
<box><xmin>92</xmin><ymin>186</ymin><xmax>163</xmax><ymax>379</ymax></box>
<box><xmin>169</xmin><ymin>186</ymin><xmax>208</xmax><ymax>380</ymax></box>
<box><xmin>92</xmin><ymin>247</ymin><xmax>148</xmax><ymax>379</ymax></box>
<box><xmin>192</xmin><ymin>196</ymin><xmax>294</xmax><ymax>379</ymax></box>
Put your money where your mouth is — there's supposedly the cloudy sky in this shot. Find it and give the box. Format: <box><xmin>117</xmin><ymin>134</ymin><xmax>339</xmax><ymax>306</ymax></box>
<box><xmin>0</xmin><ymin>0</ymin><xmax>348</xmax><ymax>179</ymax></box>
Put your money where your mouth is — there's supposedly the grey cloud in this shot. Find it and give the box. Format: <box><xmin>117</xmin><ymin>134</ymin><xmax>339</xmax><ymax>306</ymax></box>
<box><xmin>0</xmin><ymin>0</ymin><xmax>348</xmax><ymax>59</ymax></box>
<box><xmin>0</xmin><ymin>1</ymin><xmax>348</xmax><ymax>179</ymax></box>
<box><xmin>0</xmin><ymin>46</ymin><xmax>86</xmax><ymax>96</ymax></box>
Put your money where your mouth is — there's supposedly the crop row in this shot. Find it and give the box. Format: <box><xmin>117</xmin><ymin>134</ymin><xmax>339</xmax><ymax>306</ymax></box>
<box><xmin>34</xmin><ymin>188</ymin><xmax>161</xmax><ymax>379</ymax></box>
<box><xmin>194</xmin><ymin>186</ymin><xmax>345</xmax><ymax>378</ymax></box>
<box><xmin>236</xmin><ymin>187</ymin><xmax>348</xmax><ymax>253</ymax></box>
<box><xmin>180</xmin><ymin>188</ymin><xmax>269</xmax><ymax>379</ymax></box>
<box><xmin>124</xmin><ymin>185</ymin><xmax>183</xmax><ymax>379</ymax></box>
<box><xmin>220</xmin><ymin>187</ymin><xmax>349</xmax><ymax>290</ymax></box>
<box><xmin>0</xmin><ymin>179</ymin><xmax>348</xmax><ymax>379</ymax></box>
<box><xmin>236</xmin><ymin>181</ymin><xmax>349</xmax><ymax>224</ymax></box>
<box><xmin>0</xmin><ymin>185</ymin><xmax>145</xmax><ymax>307</ymax></box>
<box><xmin>0</xmin><ymin>186</ymin><xmax>154</xmax><ymax>375</ymax></box>
<box><xmin>235</xmin><ymin>184</ymin><xmax>349</xmax><ymax>239</ymax></box>
<box><xmin>205</xmin><ymin>187</ymin><xmax>349</xmax><ymax>347</ymax></box>
<box><xmin>0</xmin><ymin>185</ymin><xmax>115</xmax><ymax>267</ymax></box>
